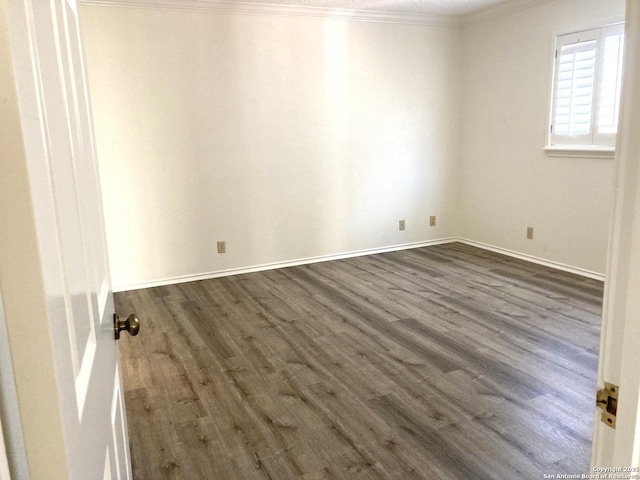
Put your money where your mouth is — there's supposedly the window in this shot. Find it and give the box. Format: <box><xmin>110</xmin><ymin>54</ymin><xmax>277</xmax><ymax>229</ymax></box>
<box><xmin>549</xmin><ymin>24</ymin><xmax>625</xmax><ymax>149</ymax></box>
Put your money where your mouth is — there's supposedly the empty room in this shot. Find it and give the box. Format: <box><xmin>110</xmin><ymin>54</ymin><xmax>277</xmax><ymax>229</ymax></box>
<box><xmin>2</xmin><ymin>0</ymin><xmax>640</xmax><ymax>479</ymax></box>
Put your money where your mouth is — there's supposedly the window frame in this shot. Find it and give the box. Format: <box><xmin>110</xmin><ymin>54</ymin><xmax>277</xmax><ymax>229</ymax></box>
<box><xmin>548</xmin><ymin>23</ymin><xmax>625</xmax><ymax>151</ymax></box>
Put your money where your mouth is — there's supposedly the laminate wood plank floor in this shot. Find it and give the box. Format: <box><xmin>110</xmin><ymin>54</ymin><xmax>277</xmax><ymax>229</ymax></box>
<box><xmin>115</xmin><ymin>242</ymin><xmax>603</xmax><ymax>480</ymax></box>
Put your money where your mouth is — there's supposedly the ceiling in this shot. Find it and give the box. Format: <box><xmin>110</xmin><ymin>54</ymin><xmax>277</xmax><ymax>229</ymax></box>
<box><xmin>221</xmin><ymin>0</ymin><xmax>515</xmax><ymax>16</ymax></box>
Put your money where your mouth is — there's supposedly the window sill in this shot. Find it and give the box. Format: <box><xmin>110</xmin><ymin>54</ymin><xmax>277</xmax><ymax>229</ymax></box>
<box><xmin>544</xmin><ymin>146</ymin><xmax>615</xmax><ymax>159</ymax></box>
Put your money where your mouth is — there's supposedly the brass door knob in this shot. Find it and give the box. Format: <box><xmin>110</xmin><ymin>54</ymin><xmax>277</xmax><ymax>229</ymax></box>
<box><xmin>114</xmin><ymin>313</ymin><xmax>140</xmax><ymax>340</ymax></box>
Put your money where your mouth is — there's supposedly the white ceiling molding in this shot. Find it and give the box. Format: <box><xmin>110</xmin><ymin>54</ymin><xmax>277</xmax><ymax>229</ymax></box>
<box><xmin>79</xmin><ymin>0</ymin><xmax>460</xmax><ymax>26</ymax></box>
<box><xmin>462</xmin><ymin>0</ymin><xmax>555</xmax><ymax>24</ymax></box>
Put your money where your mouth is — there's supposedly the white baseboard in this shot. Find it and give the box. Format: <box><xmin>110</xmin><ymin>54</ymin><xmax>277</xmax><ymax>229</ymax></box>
<box><xmin>456</xmin><ymin>238</ymin><xmax>605</xmax><ymax>281</ymax></box>
<box><xmin>113</xmin><ymin>237</ymin><xmax>458</xmax><ymax>292</ymax></box>
<box><xmin>114</xmin><ymin>236</ymin><xmax>605</xmax><ymax>292</ymax></box>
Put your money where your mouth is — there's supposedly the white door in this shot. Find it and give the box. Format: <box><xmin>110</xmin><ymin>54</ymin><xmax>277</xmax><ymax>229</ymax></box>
<box><xmin>3</xmin><ymin>0</ymin><xmax>133</xmax><ymax>478</ymax></box>
<box><xmin>591</xmin><ymin>0</ymin><xmax>640</xmax><ymax>469</ymax></box>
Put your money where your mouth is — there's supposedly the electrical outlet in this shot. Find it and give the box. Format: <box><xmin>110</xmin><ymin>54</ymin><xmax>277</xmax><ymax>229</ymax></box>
<box><xmin>527</xmin><ymin>227</ymin><xmax>534</xmax><ymax>240</ymax></box>
<box><xmin>217</xmin><ymin>241</ymin><xmax>226</xmax><ymax>253</ymax></box>
<box><xmin>430</xmin><ymin>215</ymin><xmax>436</xmax><ymax>227</ymax></box>
<box><xmin>399</xmin><ymin>220</ymin><xmax>405</xmax><ymax>231</ymax></box>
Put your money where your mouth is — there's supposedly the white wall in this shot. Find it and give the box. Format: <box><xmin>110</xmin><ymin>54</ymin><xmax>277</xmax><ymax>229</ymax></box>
<box><xmin>81</xmin><ymin>0</ymin><xmax>626</xmax><ymax>289</ymax></box>
<box><xmin>459</xmin><ymin>0</ymin><xmax>625</xmax><ymax>274</ymax></box>
<box><xmin>80</xmin><ymin>6</ymin><xmax>462</xmax><ymax>289</ymax></box>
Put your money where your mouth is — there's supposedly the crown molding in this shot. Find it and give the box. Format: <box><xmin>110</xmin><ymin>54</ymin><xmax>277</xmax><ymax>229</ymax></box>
<box><xmin>79</xmin><ymin>0</ymin><xmax>460</xmax><ymax>26</ymax></box>
<box><xmin>462</xmin><ymin>0</ymin><xmax>555</xmax><ymax>24</ymax></box>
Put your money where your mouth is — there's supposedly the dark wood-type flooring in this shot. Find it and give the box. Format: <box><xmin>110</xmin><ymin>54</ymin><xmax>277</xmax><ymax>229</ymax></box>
<box><xmin>115</xmin><ymin>242</ymin><xmax>604</xmax><ymax>480</ymax></box>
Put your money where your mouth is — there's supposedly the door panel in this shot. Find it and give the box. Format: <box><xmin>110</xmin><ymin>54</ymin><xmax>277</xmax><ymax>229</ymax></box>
<box><xmin>110</xmin><ymin>368</ymin><xmax>129</xmax><ymax>480</ymax></box>
<box><xmin>5</xmin><ymin>0</ymin><xmax>132</xmax><ymax>477</ymax></box>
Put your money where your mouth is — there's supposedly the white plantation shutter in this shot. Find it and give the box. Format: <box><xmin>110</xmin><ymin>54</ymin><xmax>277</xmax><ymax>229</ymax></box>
<box><xmin>549</xmin><ymin>24</ymin><xmax>625</xmax><ymax>148</ymax></box>
<box><xmin>550</xmin><ymin>30</ymin><xmax>599</xmax><ymax>145</ymax></box>
<box><xmin>595</xmin><ymin>24</ymin><xmax>625</xmax><ymax>145</ymax></box>
<box><xmin>554</xmin><ymin>40</ymin><xmax>596</xmax><ymax>136</ymax></box>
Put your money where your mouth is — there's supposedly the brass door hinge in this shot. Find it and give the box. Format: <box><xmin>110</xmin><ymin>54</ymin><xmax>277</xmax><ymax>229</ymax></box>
<box><xmin>596</xmin><ymin>383</ymin><xmax>619</xmax><ymax>428</ymax></box>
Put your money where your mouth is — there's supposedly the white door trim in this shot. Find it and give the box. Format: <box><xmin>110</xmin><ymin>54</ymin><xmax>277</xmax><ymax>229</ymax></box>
<box><xmin>0</xmin><ymin>414</ymin><xmax>10</xmax><ymax>480</ymax></box>
<box><xmin>591</xmin><ymin>0</ymin><xmax>640</xmax><ymax>468</ymax></box>
<box><xmin>0</xmin><ymin>290</ymin><xmax>28</xmax><ymax>480</ymax></box>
